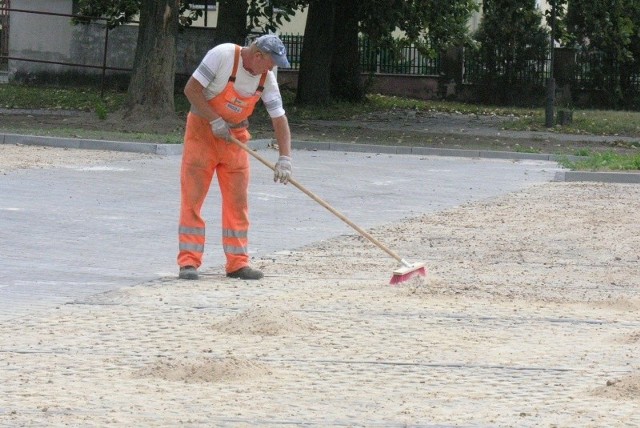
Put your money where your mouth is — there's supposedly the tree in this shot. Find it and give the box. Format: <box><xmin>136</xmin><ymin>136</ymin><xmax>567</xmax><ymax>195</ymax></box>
<box><xmin>296</xmin><ymin>0</ymin><xmax>478</xmax><ymax>106</ymax></box>
<box><xmin>75</xmin><ymin>0</ymin><xmax>188</xmax><ymax>126</ymax></box>
<box><xmin>122</xmin><ymin>0</ymin><xmax>179</xmax><ymax>122</ymax></box>
<box><xmin>216</xmin><ymin>0</ymin><xmax>248</xmax><ymax>45</ymax></box>
<box><xmin>474</xmin><ymin>0</ymin><xmax>549</xmax><ymax>105</ymax></box>
<box><xmin>330</xmin><ymin>1</ymin><xmax>363</xmax><ymax>102</ymax></box>
<box><xmin>217</xmin><ymin>0</ymin><xmax>305</xmax><ymax>45</ymax></box>
<box><xmin>74</xmin><ymin>0</ymin><xmax>302</xmax><ymax>126</ymax></box>
<box><xmin>565</xmin><ymin>0</ymin><xmax>640</xmax><ymax>109</ymax></box>
<box><xmin>295</xmin><ymin>0</ymin><xmax>336</xmax><ymax>105</ymax></box>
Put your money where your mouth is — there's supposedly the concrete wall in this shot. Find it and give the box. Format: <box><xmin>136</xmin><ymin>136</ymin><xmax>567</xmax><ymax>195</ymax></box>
<box><xmin>8</xmin><ymin>2</ymin><xmax>218</xmax><ymax>79</ymax></box>
<box><xmin>8</xmin><ymin>0</ymin><xmax>73</xmax><ymax>73</ymax></box>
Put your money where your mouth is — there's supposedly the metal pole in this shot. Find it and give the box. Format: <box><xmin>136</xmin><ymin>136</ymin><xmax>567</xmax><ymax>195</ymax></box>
<box><xmin>101</xmin><ymin>24</ymin><xmax>109</xmax><ymax>98</ymax></box>
<box><xmin>545</xmin><ymin>1</ymin><xmax>556</xmax><ymax>128</ymax></box>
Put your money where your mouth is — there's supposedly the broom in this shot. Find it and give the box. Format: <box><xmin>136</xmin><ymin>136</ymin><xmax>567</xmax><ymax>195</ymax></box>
<box><xmin>229</xmin><ymin>137</ymin><xmax>427</xmax><ymax>285</ymax></box>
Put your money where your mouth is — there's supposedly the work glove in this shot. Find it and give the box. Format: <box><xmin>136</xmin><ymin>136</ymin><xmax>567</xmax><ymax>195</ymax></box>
<box><xmin>210</xmin><ymin>117</ymin><xmax>231</xmax><ymax>141</ymax></box>
<box><xmin>274</xmin><ymin>155</ymin><xmax>292</xmax><ymax>184</ymax></box>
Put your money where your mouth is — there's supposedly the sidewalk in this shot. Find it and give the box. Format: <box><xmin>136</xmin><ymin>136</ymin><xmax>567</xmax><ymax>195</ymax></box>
<box><xmin>2</xmin><ymin>128</ymin><xmax>639</xmax><ymax>183</ymax></box>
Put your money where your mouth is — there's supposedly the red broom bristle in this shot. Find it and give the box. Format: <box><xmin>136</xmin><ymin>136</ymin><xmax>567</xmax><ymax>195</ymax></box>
<box><xmin>389</xmin><ymin>266</ymin><xmax>426</xmax><ymax>285</ymax></box>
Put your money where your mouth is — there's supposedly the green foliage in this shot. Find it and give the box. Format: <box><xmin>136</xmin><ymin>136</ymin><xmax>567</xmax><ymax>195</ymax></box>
<box><xmin>474</xmin><ymin>0</ymin><xmax>550</xmax><ymax>105</ymax></box>
<box><xmin>558</xmin><ymin>151</ymin><xmax>640</xmax><ymax>171</ymax></box>
<box><xmin>73</xmin><ymin>0</ymin><xmax>142</xmax><ymax>28</ymax></box>
<box><xmin>565</xmin><ymin>0</ymin><xmax>640</xmax><ymax>109</ymax></box>
<box><xmin>95</xmin><ymin>101</ymin><xmax>108</xmax><ymax>120</ymax></box>
<box><xmin>358</xmin><ymin>0</ymin><xmax>478</xmax><ymax>54</ymax></box>
<box><xmin>246</xmin><ymin>0</ymin><xmax>306</xmax><ymax>34</ymax></box>
<box><xmin>543</xmin><ymin>0</ymin><xmax>568</xmax><ymax>44</ymax></box>
<box><xmin>73</xmin><ymin>0</ymin><xmax>304</xmax><ymax>33</ymax></box>
<box><xmin>502</xmin><ymin>108</ymin><xmax>640</xmax><ymax>137</ymax></box>
<box><xmin>0</xmin><ymin>84</ymin><xmax>125</xmax><ymax>112</ymax></box>
<box><xmin>73</xmin><ymin>0</ymin><xmax>204</xmax><ymax>29</ymax></box>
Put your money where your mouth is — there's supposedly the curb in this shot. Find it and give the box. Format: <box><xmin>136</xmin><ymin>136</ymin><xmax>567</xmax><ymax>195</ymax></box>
<box><xmin>0</xmin><ymin>132</ymin><xmax>275</xmax><ymax>156</ymax></box>
<box><xmin>291</xmin><ymin>140</ymin><xmax>585</xmax><ymax>162</ymax></box>
<box><xmin>1</xmin><ymin>132</ymin><xmax>638</xmax><ymax>184</ymax></box>
<box><xmin>1</xmin><ymin>132</ymin><xmax>184</xmax><ymax>156</ymax></box>
<box><xmin>555</xmin><ymin>171</ymin><xmax>640</xmax><ymax>184</ymax></box>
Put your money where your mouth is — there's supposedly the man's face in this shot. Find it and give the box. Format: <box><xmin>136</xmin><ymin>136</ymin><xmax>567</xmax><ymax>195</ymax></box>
<box><xmin>251</xmin><ymin>50</ymin><xmax>275</xmax><ymax>75</ymax></box>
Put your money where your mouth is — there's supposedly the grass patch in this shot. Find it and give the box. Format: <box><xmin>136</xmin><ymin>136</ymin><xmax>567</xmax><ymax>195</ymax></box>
<box><xmin>502</xmin><ymin>108</ymin><xmax>640</xmax><ymax>137</ymax></box>
<box><xmin>280</xmin><ymin>91</ymin><xmax>531</xmax><ymax>121</ymax></box>
<box><xmin>558</xmin><ymin>151</ymin><xmax>640</xmax><ymax>171</ymax></box>
<box><xmin>0</xmin><ymin>84</ymin><xmax>126</xmax><ymax>112</ymax></box>
<box><xmin>0</xmin><ymin>83</ymin><xmax>192</xmax><ymax>116</ymax></box>
<box><xmin>2</xmin><ymin>83</ymin><xmax>639</xmax><ymax>138</ymax></box>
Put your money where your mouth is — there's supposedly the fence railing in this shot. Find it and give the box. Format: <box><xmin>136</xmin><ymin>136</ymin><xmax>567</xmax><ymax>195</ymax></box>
<box><xmin>4</xmin><ymin>7</ymin><xmax>640</xmax><ymax>106</ymax></box>
<box><xmin>462</xmin><ymin>47</ymin><xmax>550</xmax><ymax>86</ymax></box>
<box><xmin>279</xmin><ymin>33</ymin><xmax>440</xmax><ymax>76</ymax></box>
<box><xmin>573</xmin><ymin>49</ymin><xmax>640</xmax><ymax>92</ymax></box>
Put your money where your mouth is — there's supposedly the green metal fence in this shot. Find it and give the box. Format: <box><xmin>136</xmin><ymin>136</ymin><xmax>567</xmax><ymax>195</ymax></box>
<box><xmin>280</xmin><ymin>34</ymin><xmax>440</xmax><ymax>76</ymax></box>
<box><xmin>281</xmin><ymin>33</ymin><xmax>640</xmax><ymax>107</ymax></box>
<box><xmin>573</xmin><ymin>49</ymin><xmax>640</xmax><ymax>92</ymax></box>
<box><xmin>462</xmin><ymin>47</ymin><xmax>549</xmax><ymax>85</ymax></box>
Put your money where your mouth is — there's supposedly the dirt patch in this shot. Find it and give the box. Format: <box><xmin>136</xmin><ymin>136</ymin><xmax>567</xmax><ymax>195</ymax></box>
<box><xmin>593</xmin><ymin>374</ymin><xmax>640</xmax><ymax>400</ymax></box>
<box><xmin>212</xmin><ymin>305</ymin><xmax>317</xmax><ymax>336</ymax></box>
<box><xmin>278</xmin><ymin>181</ymin><xmax>640</xmax><ymax>305</ymax></box>
<box><xmin>0</xmin><ymin>144</ymin><xmax>157</xmax><ymax>174</ymax></box>
<box><xmin>135</xmin><ymin>356</ymin><xmax>273</xmax><ymax>383</ymax></box>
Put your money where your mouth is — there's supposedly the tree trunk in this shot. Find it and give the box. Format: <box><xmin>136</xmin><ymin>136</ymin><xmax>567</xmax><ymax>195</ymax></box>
<box><xmin>295</xmin><ymin>0</ymin><xmax>336</xmax><ymax>106</ymax></box>
<box><xmin>123</xmin><ymin>0</ymin><xmax>179</xmax><ymax>123</ymax></box>
<box><xmin>330</xmin><ymin>0</ymin><xmax>364</xmax><ymax>102</ymax></box>
<box><xmin>216</xmin><ymin>0</ymin><xmax>248</xmax><ymax>45</ymax></box>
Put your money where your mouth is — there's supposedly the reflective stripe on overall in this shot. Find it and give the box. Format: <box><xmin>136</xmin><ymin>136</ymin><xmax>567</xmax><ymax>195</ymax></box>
<box><xmin>178</xmin><ymin>45</ymin><xmax>267</xmax><ymax>273</ymax></box>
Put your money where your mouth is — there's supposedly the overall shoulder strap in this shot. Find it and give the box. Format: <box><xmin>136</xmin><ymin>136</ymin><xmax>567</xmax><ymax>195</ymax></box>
<box><xmin>228</xmin><ymin>45</ymin><xmax>241</xmax><ymax>83</ymax></box>
<box><xmin>256</xmin><ymin>72</ymin><xmax>268</xmax><ymax>94</ymax></box>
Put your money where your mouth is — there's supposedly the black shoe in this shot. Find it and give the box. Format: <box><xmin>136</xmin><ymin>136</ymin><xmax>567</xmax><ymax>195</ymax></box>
<box><xmin>179</xmin><ymin>266</ymin><xmax>199</xmax><ymax>280</ymax></box>
<box><xmin>226</xmin><ymin>266</ymin><xmax>263</xmax><ymax>280</ymax></box>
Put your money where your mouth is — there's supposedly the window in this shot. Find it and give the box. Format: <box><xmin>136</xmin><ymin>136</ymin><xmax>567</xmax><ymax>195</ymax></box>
<box><xmin>189</xmin><ymin>1</ymin><xmax>217</xmax><ymax>11</ymax></box>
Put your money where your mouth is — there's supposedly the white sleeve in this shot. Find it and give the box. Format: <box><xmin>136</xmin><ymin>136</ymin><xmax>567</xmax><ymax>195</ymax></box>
<box><xmin>261</xmin><ymin>72</ymin><xmax>286</xmax><ymax>118</ymax></box>
<box><xmin>192</xmin><ymin>44</ymin><xmax>237</xmax><ymax>95</ymax></box>
<box><xmin>192</xmin><ymin>48</ymin><xmax>222</xmax><ymax>87</ymax></box>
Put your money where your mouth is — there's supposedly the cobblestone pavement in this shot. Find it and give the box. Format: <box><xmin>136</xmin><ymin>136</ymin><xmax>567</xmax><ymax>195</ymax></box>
<box><xmin>1</xmin><ymin>257</ymin><xmax>638</xmax><ymax>427</ymax></box>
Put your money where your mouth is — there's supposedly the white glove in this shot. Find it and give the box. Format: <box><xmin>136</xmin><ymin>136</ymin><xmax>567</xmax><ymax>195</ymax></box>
<box><xmin>274</xmin><ymin>155</ymin><xmax>292</xmax><ymax>184</ymax></box>
<box><xmin>210</xmin><ymin>117</ymin><xmax>231</xmax><ymax>140</ymax></box>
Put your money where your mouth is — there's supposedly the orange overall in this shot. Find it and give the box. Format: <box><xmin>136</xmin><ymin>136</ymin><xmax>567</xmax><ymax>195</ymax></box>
<box><xmin>178</xmin><ymin>45</ymin><xmax>267</xmax><ymax>273</ymax></box>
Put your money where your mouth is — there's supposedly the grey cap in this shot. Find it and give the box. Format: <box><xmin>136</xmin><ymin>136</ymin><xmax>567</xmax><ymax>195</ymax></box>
<box><xmin>254</xmin><ymin>34</ymin><xmax>290</xmax><ymax>68</ymax></box>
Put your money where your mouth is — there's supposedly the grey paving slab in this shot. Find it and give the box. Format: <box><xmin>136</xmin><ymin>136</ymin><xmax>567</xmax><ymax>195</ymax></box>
<box><xmin>0</xmin><ymin>147</ymin><xmax>561</xmax><ymax>321</ymax></box>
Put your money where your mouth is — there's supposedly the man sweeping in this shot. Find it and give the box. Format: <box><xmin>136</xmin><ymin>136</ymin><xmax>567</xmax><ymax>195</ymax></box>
<box><xmin>177</xmin><ymin>34</ymin><xmax>292</xmax><ymax>281</ymax></box>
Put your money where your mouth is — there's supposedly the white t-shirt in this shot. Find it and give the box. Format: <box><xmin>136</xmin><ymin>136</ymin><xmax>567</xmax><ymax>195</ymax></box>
<box><xmin>192</xmin><ymin>43</ymin><xmax>285</xmax><ymax>118</ymax></box>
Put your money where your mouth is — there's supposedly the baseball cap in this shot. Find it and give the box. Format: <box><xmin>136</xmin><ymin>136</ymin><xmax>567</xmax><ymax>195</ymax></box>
<box><xmin>254</xmin><ymin>34</ymin><xmax>290</xmax><ymax>68</ymax></box>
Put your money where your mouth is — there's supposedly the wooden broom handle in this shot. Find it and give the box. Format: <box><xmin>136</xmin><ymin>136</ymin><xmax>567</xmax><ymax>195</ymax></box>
<box><xmin>229</xmin><ymin>137</ymin><xmax>404</xmax><ymax>264</ymax></box>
